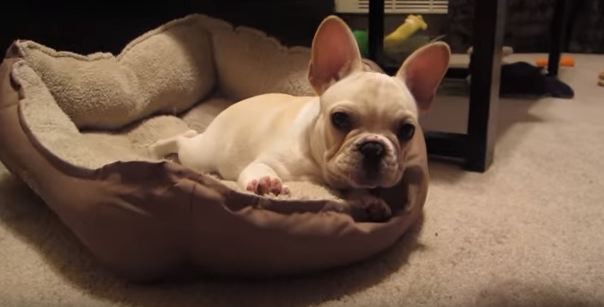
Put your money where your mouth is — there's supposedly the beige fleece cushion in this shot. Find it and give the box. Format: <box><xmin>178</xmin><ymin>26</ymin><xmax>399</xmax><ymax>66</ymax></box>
<box><xmin>7</xmin><ymin>14</ymin><xmax>316</xmax><ymax>131</ymax></box>
<box><xmin>8</xmin><ymin>16</ymin><xmax>218</xmax><ymax>130</ymax></box>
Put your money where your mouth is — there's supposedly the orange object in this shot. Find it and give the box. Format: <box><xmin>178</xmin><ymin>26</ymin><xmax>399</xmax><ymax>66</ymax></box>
<box><xmin>535</xmin><ymin>55</ymin><xmax>575</xmax><ymax>68</ymax></box>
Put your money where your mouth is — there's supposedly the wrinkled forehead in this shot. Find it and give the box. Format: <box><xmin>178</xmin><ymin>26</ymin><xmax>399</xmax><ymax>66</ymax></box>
<box><xmin>321</xmin><ymin>72</ymin><xmax>417</xmax><ymax>114</ymax></box>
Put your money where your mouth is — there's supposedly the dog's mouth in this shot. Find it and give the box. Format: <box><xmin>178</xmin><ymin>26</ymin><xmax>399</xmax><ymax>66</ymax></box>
<box><xmin>350</xmin><ymin>176</ymin><xmax>382</xmax><ymax>189</ymax></box>
<box><xmin>329</xmin><ymin>157</ymin><xmax>403</xmax><ymax>189</ymax></box>
<box><xmin>352</xmin><ymin>165</ymin><xmax>402</xmax><ymax>188</ymax></box>
<box><xmin>353</xmin><ymin>161</ymin><xmax>383</xmax><ymax>187</ymax></box>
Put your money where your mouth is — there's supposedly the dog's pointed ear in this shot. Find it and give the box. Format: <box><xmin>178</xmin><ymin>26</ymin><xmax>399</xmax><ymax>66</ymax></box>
<box><xmin>309</xmin><ymin>16</ymin><xmax>363</xmax><ymax>95</ymax></box>
<box><xmin>396</xmin><ymin>42</ymin><xmax>450</xmax><ymax>111</ymax></box>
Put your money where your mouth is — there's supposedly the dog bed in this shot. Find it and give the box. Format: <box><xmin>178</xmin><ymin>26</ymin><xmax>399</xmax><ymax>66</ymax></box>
<box><xmin>0</xmin><ymin>14</ymin><xmax>428</xmax><ymax>281</ymax></box>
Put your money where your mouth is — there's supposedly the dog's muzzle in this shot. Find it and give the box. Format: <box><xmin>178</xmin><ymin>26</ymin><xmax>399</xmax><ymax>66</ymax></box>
<box><xmin>358</xmin><ymin>140</ymin><xmax>388</xmax><ymax>179</ymax></box>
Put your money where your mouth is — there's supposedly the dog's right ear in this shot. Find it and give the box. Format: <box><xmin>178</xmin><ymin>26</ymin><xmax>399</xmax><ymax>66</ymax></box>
<box><xmin>309</xmin><ymin>16</ymin><xmax>363</xmax><ymax>95</ymax></box>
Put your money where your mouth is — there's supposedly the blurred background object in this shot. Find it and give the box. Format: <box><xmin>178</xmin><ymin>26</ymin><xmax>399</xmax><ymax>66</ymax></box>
<box><xmin>1</xmin><ymin>0</ymin><xmax>602</xmax><ymax>55</ymax></box>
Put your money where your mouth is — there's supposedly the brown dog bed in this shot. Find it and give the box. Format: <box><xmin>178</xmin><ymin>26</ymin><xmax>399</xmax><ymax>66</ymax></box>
<box><xmin>0</xmin><ymin>14</ymin><xmax>428</xmax><ymax>281</ymax></box>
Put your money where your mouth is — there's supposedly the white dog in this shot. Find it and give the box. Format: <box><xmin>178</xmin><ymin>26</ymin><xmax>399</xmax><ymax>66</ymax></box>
<box><xmin>151</xmin><ymin>15</ymin><xmax>450</xmax><ymax>220</ymax></box>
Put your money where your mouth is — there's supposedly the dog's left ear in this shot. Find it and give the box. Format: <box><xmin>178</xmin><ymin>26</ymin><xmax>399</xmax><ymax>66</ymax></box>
<box><xmin>396</xmin><ymin>42</ymin><xmax>450</xmax><ymax>111</ymax></box>
<box><xmin>309</xmin><ymin>15</ymin><xmax>363</xmax><ymax>94</ymax></box>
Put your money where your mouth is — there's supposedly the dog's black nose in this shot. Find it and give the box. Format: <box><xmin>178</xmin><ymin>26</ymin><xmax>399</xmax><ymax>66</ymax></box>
<box><xmin>359</xmin><ymin>141</ymin><xmax>385</xmax><ymax>161</ymax></box>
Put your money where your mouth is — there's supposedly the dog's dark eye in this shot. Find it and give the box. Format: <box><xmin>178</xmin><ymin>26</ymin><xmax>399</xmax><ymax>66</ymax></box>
<box><xmin>331</xmin><ymin>111</ymin><xmax>351</xmax><ymax>130</ymax></box>
<box><xmin>397</xmin><ymin>123</ymin><xmax>415</xmax><ymax>141</ymax></box>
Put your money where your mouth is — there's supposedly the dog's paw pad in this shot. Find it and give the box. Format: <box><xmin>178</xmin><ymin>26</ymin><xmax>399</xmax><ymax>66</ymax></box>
<box><xmin>282</xmin><ymin>185</ymin><xmax>291</xmax><ymax>196</ymax></box>
<box><xmin>247</xmin><ymin>176</ymin><xmax>287</xmax><ymax>196</ymax></box>
<box><xmin>246</xmin><ymin>179</ymin><xmax>259</xmax><ymax>193</ymax></box>
<box><xmin>268</xmin><ymin>178</ymin><xmax>283</xmax><ymax>195</ymax></box>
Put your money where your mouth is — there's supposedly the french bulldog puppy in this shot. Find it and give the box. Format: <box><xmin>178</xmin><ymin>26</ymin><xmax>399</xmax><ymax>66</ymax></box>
<box><xmin>151</xmin><ymin>15</ymin><xmax>450</xmax><ymax>220</ymax></box>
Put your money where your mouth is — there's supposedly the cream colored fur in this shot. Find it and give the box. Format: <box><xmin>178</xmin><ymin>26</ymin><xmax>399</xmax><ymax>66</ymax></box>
<box><xmin>150</xmin><ymin>16</ymin><xmax>450</xmax><ymax>220</ymax></box>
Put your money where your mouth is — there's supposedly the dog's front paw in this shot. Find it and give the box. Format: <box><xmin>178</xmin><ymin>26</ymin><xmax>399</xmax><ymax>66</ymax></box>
<box><xmin>246</xmin><ymin>176</ymin><xmax>290</xmax><ymax>196</ymax></box>
<box><xmin>351</xmin><ymin>194</ymin><xmax>392</xmax><ymax>222</ymax></box>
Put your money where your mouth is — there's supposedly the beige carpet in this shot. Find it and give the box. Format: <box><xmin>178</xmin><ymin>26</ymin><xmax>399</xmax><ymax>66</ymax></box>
<box><xmin>1</xmin><ymin>54</ymin><xmax>603</xmax><ymax>306</ymax></box>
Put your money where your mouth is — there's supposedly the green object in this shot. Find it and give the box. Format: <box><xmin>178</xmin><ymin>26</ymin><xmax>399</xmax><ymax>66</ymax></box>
<box><xmin>353</xmin><ymin>30</ymin><xmax>369</xmax><ymax>57</ymax></box>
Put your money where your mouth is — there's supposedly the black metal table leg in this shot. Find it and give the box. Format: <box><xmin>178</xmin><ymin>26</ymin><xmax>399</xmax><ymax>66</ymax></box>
<box><xmin>547</xmin><ymin>0</ymin><xmax>570</xmax><ymax>76</ymax></box>
<box><xmin>465</xmin><ymin>0</ymin><xmax>506</xmax><ymax>172</ymax></box>
<box><xmin>368</xmin><ymin>0</ymin><xmax>385</xmax><ymax>62</ymax></box>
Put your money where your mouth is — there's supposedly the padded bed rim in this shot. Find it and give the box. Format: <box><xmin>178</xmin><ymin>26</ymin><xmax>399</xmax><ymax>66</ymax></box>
<box><xmin>0</xmin><ymin>58</ymin><xmax>425</xmax><ymax>280</ymax></box>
